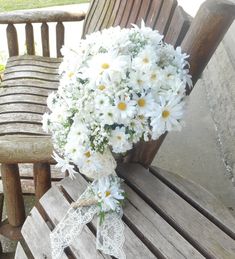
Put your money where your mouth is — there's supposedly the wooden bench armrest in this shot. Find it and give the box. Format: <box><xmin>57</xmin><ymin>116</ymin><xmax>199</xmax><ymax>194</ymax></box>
<box><xmin>0</xmin><ymin>9</ymin><xmax>86</xmax><ymax>24</ymax></box>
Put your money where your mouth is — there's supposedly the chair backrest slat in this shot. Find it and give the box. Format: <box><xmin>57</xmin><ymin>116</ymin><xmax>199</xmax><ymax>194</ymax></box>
<box><xmin>126</xmin><ymin>0</ymin><xmax>143</xmax><ymax>27</ymax></box>
<box><xmin>145</xmin><ymin>0</ymin><xmax>163</xmax><ymax>27</ymax></box>
<box><xmin>154</xmin><ymin>0</ymin><xmax>177</xmax><ymax>35</ymax></box>
<box><xmin>41</xmin><ymin>22</ymin><xmax>50</xmax><ymax>57</ymax></box>
<box><xmin>164</xmin><ymin>6</ymin><xmax>192</xmax><ymax>47</ymax></box>
<box><xmin>7</xmin><ymin>24</ymin><xmax>19</xmax><ymax>57</ymax></box>
<box><xmin>25</xmin><ymin>23</ymin><xmax>35</xmax><ymax>55</ymax></box>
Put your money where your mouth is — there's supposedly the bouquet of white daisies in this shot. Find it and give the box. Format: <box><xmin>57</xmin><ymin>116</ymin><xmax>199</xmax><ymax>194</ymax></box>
<box><xmin>44</xmin><ymin>22</ymin><xmax>191</xmax><ymax>259</ymax></box>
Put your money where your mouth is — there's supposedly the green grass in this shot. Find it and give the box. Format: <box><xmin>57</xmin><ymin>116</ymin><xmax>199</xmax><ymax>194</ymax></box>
<box><xmin>0</xmin><ymin>0</ymin><xmax>89</xmax><ymax>12</ymax></box>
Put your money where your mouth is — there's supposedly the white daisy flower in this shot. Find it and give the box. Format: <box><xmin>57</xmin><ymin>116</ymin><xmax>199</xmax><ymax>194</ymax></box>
<box><xmin>134</xmin><ymin>92</ymin><xmax>156</xmax><ymax>115</ymax></box>
<box><xmin>109</xmin><ymin>127</ymin><xmax>132</xmax><ymax>153</ymax></box>
<box><xmin>93</xmin><ymin>175</ymin><xmax>125</xmax><ymax>212</ymax></box>
<box><xmin>151</xmin><ymin>96</ymin><xmax>185</xmax><ymax>137</ymax></box>
<box><xmin>114</xmin><ymin>96</ymin><xmax>136</xmax><ymax>123</ymax></box>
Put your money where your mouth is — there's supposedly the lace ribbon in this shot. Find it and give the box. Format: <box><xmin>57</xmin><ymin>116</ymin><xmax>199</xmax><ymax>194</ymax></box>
<box><xmin>50</xmin><ymin>164</ymin><xmax>126</xmax><ymax>258</ymax></box>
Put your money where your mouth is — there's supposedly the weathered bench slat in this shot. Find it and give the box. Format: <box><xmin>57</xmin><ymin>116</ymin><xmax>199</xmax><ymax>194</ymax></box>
<box><xmin>0</xmin><ymin>86</ymin><xmax>54</xmax><ymax>96</ymax></box>
<box><xmin>0</xmin><ymin>123</ymin><xmax>46</xmax><ymax>136</ymax></box>
<box><xmin>145</xmin><ymin>0</ymin><xmax>163</xmax><ymax>27</ymax></box>
<box><xmin>0</xmin><ymin>135</ymin><xmax>53</xmax><ymax>163</ymax></box>
<box><xmin>0</xmin><ymin>94</ymin><xmax>47</xmax><ymax>105</ymax></box>
<box><xmin>4</xmin><ymin>65</ymin><xmax>59</xmax><ymax>74</ymax></box>
<box><xmin>135</xmin><ymin>0</ymin><xmax>152</xmax><ymax>26</ymax></box>
<box><xmin>113</xmin><ymin>0</ymin><xmax>127</xmax><ymax>27</ymax></box>
<box><xmin>40</xmin><ymin>186</ymin><xmax>111</xmax><ymax>258</ymax></box>
<box><xmin>60</xmin><ymin>175</ymin><xmax>156</xmax><ymax>259</ymax></box>
<box><xmin>94</xmin><ymin>0</ymin><xmax>110</xmax><ymax>31</ymax></box>
<box><xmin>155</xmin><ymin>0</ymin><xmax>177</xmax><ymax>35</ymax></box>
<box><xmin>117</xmin><ymin>163</ymin><xmax>235</xmax><ymax>258</ymax></box>
<box><xmin>7</xmin><ymin>55</ymin><xmax>62</xmax><ymax>63</ymax></box>
<box><xmin>120</xmin><ymin>0</ymin><xmax>135</xmax><ymax>27</ymax></box>
<box><xmin>150</xmin><ymin>166</ymin><xmax>235</xmax><ymax>239</ymax></box>
<box><xmin>0</xmin><ymin>113</ymin><xmax>42</xmax><ymax>124</ymax></box>
<box><xmin>124</xmin><ymin>184</ymin><xmax>204</xmax><ymax>259</ymax></box>
<box><xmin>1</xmin><ymin>78</ymin><xmax>59</xmax><ymax>89</ymax></box>
<box><xmin>126</xmin><ymin>0</ymin><xmax>142</xmax><ymax>26</ymax></box>
<box><xmin>100</xmin><ymin>0</ymin><xmax>116</xmax><ymax>30</ymax></box>
<box><xmin>21</xmin><ymin>207</ymin><xmax>68</xmax><ymax>259</ymax></box>
<box><xmin>2</xmin><ymin>71</ymin><xmax>60</xmax><ymax>82</ymax></box>
<box><xmin>164</xmin><ymin>6</ymin><xmax>191</xmax><ymax>47</ymax></box>
<box><xmin>0</xmin><ymin>103</ymin><xmax>47</xmax><ymax>114</ymax></box>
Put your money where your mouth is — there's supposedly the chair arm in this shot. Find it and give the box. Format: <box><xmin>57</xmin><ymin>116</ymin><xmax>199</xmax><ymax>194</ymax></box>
<box><xmin>0</xmin><ymin>9</ymin><xmax>86</xmax><ymax>24</ymax></box>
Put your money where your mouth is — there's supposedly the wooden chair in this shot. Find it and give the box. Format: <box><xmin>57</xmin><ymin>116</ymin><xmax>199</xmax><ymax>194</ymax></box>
<box><xmin>0</xmin><ymin>0</ymin><xmax>234</xmax><ymax>257</ymax></box>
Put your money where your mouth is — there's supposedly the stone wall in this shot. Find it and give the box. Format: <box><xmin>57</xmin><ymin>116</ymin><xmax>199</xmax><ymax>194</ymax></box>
<box><xmin>203</xmin><ymin>21</ymin><xmax>235</xmax><ymax>181</ymax></box>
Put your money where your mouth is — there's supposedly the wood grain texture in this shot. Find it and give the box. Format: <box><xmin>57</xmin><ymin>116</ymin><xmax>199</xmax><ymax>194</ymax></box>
<box><xmin>41</xmin><ymin>22</ymin><xmax>50</xmax><ymax>57</ymax></box>
<box><xmin>25</xmin><ymin>23</ymin><xmax>35</xmax><ymax>55</ymax></box>
<box><xmin>0</xmin><ymin>123</ymin><xmax>46</xmax><ymax>136</ymax></box>
<box><xmin>0</xmin><ymin>193</ymin><xmax>4</xmax><ymax>223</ymax></box>
<box><xmin>118</xmin><ymin>163</ymin><xmax>235</xmax><ymax>258</ymax></box>
<box><xmin>136</xmin><ymin>0</ymin><xmax>152</xmax><ymax>26</ymax></box>
<box><xmin>0</xmin><ymin>94</ymin><xmax>47</xmax><ymax>105</ymax></box>
<box><xmin>21</xmin><ymin>207</ymin><xmax>68</xmax><ymax>259</ymax></box>
<box><xmin>100</xmin><ymin>0</ymin><xmax>116</xmax><ymax>30</ymax></box>
<box><xmin>0</xmin><ymin>86</ymin><xmax>55</xmax><ymax>96</ymax></box>
<box><xmin>2</xmin><ymin>71</ymin><xmax>60</xmax><ymax>82</ymax></box>
<box><xmin>6</xmin><ymin>23</ymin><xmax>19</xmax><ymax>57</ymax></box>
<box><xmin>0</xmin><ymin>10</ymin><xmax>86</xmax><ymax>24</ymax></box>
<box><xmin>164</xmin><ymin>6</ymin><xmax>192</xmax><ymax>47</ymax></box>
<box><xmin>150</xmin><ymin>166</ymin><xmax>235</xmax><ymax>239</ymax></box>
<box><xmin>4</xmin><ymin>65</ymin><xmax>58</xmax><ymax>74</ymax></box>
<box><xmin>56</xmin><ymin>22</ymin><xmax>64</xmax><ymax>57</ymax></box>
<box><xmin>0</xmin><ymin>112</ymin><xmax>43</xmax><ymax>124</ymax></box>
<box><xmin>0</xmin><ymin>135</ymin><xmax>54</xmax><ymax>163</ymax></box>
<box><xmin>0</xmin><ymin>103</ymin><xmax>48</xmax><ymax>114</ymax></box>
<box><xmin>33</xmin><ymin>163</ymin><xmax>51</xmax><ymax>203</ymax></box>
<box><xmin>155</xmin><ymin>0</ymin><xmax>177</xmax><ymax>35</ymax></box>
<box><xmin>120</xmin><ymin>0</ymin><xmax>135</xmax><ymax>27</ymax></box>
<box><xmin>1</xmin><ymin>78</ymin><xmax>59</xmax><ymax>90</ymax></box>
<box><xmin>1</xmin><ymin>163</ymin><xmax>25</xmax><ymax>227</ymax></box>
<box><xmin>7</xmin><ymin>55</ymin><xmax>61</xmax><ymax>63</ymax></box>
<box><xmin>123</xmin><ymin>184</ymin><xmax>204</xmax><ymax>258</ymax></box>
<box><xmin>145</xmin><ymin>0</ymin><xmax>163</xmax><ymax>27</ymax></box>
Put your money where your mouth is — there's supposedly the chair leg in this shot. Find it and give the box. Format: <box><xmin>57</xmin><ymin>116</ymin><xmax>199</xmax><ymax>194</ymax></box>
<box><xmin>33</xmin><ymin>163</ymin><xmax>51</xmax><ymax>203</ymax></box>
<box><xmin>1</xmin><ymin>164</ymin><xmax>25</xmax><ymax>227</ymax></box>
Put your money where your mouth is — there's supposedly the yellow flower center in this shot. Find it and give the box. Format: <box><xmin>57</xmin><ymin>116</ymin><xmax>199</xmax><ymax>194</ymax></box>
<box><xmin>138</xmin><ymin>115</ymin><xmax>144</xmax><ymax>120</ymax></box>
<box><xmin>138</xmin><ymin>98</ymin><xmax>146</xmax><ymax>107</ymax></box>
<box><xmin>151</xmin><ymin>73</ymin><xmax>157</xmax><ymax>80</ymax></box>
<box><xmin>98</xmin><ymin>84</ymin><xmax>106</xmax><ymax>90</ymax></box>
<box><xmin>118</xmin><ymin>102</ymin><xmax>127</xmax><ymax>111</ymax></box>
<box><xmin>143</xmin><ymin>57</ymin><xmax>149</xmax><ymax>63</ymax></box>
<box><xmin>101</xmin><ymin>63</ymin><xmax>110</xmax><ymax>69</ymax></box>
<box><xmin>137</xmin><ymin>79</ymin><xmax>143</xmax><ymax>85</ymax></box>
<box><xmin>84</xmin><ymin>151</ymin><xmax>91</xmax><ymax>158</ymax></box>
<box><xmin>105</xmin><ymin>191</ymin><xmax>111</xmax><ymax>197</ymax></box>
<box><xmin>162</xmin><ymin>110</ymin><xmax>170</xmax><ymax>118</ymax></box>
<box><xmin>68</xmin><ymin>72</ymin><xmax>74</xmax><ymax>78</ymax></box>
<box><xmin>117</xmin><ymin>135</ymin><xmax>122</xmax><ymax>140</ymax></box>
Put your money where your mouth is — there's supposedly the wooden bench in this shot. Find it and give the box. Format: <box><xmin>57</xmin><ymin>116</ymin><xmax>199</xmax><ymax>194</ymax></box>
<box><xmin>0</xmin><ymin>0</ymin><xmax>234</xmax><ymax>257</ymax></box>
<box><xmin>15</xmin><ymin>164</ymin><xmax>235</xmax><ymax>258</ymax></box>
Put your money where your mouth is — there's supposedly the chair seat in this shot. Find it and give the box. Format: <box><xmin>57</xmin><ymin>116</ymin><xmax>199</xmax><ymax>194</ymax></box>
<box><xmin>15</xmin><ymin>163</ymin><xmax>235</xmax><ymax>259</ymax></box>
<box><xmin>0</xmin><ymin>55</ymin><xmax>61</xmax><ymax>163</ymax></box>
